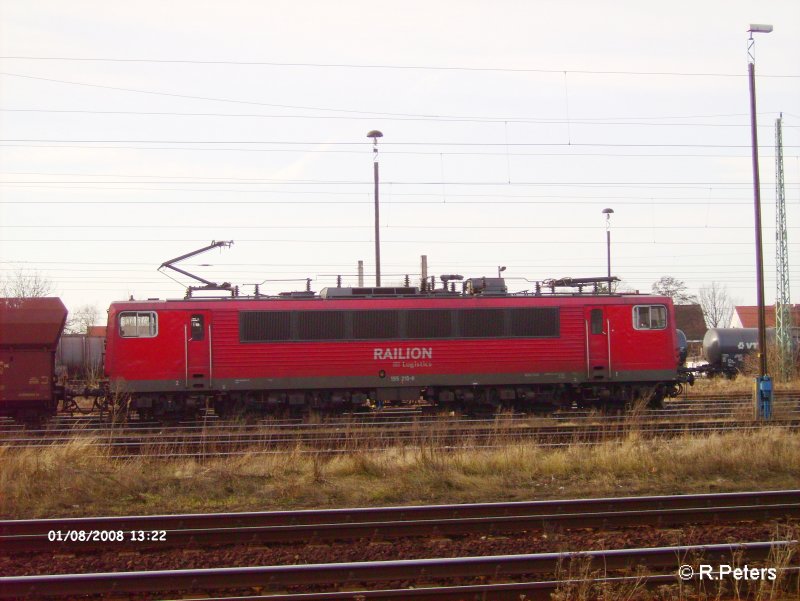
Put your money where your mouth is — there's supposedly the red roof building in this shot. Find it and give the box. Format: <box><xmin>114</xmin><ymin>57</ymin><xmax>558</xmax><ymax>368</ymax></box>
<box><xmin>732</xmin><ymin>305</ymin><xmax>800</xmax><ymax>328</ymax></box>
<box><xmin>87</xmin><ymin>325</ymin><xmax>107</xmax><ymax>337</ymax></box>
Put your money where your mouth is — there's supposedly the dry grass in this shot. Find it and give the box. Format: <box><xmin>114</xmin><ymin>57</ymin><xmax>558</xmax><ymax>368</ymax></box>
<box><xmin>688</xmin><ymin>374</ymin><xmax>800</xmax><ymax>395</ymax></box>
<box><xmin>1</xmin><ymin>427</ymin><xmax>799</xmax><ymax>519</ymax></box>
<box><xmin>548</xmin><ymin>538</ymin><xmax>799</xmax><ymax>601</ymax></box>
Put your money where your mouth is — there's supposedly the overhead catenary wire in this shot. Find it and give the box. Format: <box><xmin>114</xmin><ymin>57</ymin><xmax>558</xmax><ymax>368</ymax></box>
<box><xmin>3</xmin><ymin>251</ymin><xmax>788</xmax><ymax>265</ymax></box>
<box><xmin>2</xmin><ymin>55</ymin><xmax>799</xmax><ymax>77</ymax></box>
<box><xmin>3</xmin><ymin>224</ymin><xmax>799</xmax><ymax>230</ymax></box>
<box><xmin>3</xmin><ymin>69</ymin><xmax>800</xmax><ymax>125</ymax></box>
<box><xmin>0</xmin><ymin>170</ymin><xmax>785</xmax><ymax>183</ymax></box>
<box><xmin>2</xmin><ymin>145</ymin><xmax>793</xmax><ymax>158</ymax></box>
<box><xmin>0</xmin><ymin>239</ymin><xmax>795</xmax><ymax>245</ymax></box>
<box><xmin>3</xmin><ymin>138</ymin><xmax>798</xmax><ymax>148</ymax></box>
<box><xmin>1</xmin><ymin>107</ymin><xmax>797</xmax><ymax>128</ymax></box>
<box><xmin>0</xmin><ymin>179</ymin><xmax>788</xmax><ymax>186</ymax></box>
<box><xmin>0</xmin><ymin>198</ymin><xmax>790</xmax><ymax>206</ymax></box>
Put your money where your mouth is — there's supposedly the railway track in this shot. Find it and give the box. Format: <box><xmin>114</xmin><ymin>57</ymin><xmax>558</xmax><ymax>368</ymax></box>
<box><xmin>3</xmin><ymin>489</ymin><xmax>799</xmax><ymax>553</ymax></box>
<box><xmin>1</xmin><ymin>394</ymin><xmax>796</xmax><ymax>458</ymax></box>
<box><xmin>2</xmin><ymin>418</ymin><xmax>799</xmax><ymax>457</ymax></box>
<box><xmin>2</xmin><ymin>490</ymin><xmax>798</xmax><ymax>598</ymax></box>
<box><xmin>679</xmin><ymin>390</ymin><xmax>799</xmax><ymax>401</ymax></box>
<box><xmin>2</xmin><ymin>541</ymin><xmax>797</xmax><ymax>598</ymax></box>
<box><xmin>1</xmin><ymin>391</ymin><xmax>797</xmax><ymax>432</ymax></box>
<box><xmin>1</xmin><ymin>389</ymin><xmax>795</xmax><ymax>430</ymax></box>
<box><xmin>3</xmin><ymin>395</ymin><xmax>798</xmax><ymax>434</ymax></box>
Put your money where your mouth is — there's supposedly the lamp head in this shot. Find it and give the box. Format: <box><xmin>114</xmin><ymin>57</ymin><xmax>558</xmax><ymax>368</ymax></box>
<box><xmin>748</xmin><ymin>24</ymin><xmax>773</xmax><ymax>34</ymax></box>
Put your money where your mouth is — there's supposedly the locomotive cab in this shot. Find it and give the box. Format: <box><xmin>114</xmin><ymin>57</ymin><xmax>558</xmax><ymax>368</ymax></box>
<box><xmin>106</xmin><ymin>303</ymin><xmax>216</xmax><ymax>418</ymax></box>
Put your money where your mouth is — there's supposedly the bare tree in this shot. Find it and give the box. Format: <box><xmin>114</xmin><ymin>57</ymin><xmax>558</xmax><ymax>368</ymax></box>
<box><xmin>651</xmin><ymin>276</ymin><xmax>697</xmax><ymax>305</ymax></box>
<box><xmin>0</xmin><ymin>268</ymin><xmax>55</xmax><ymax>297</ymax></box>
<box><xmin>65</xmin><ymin>304</ymin><xmax>101</xmax><ymax>334</ymax></box>
<box><xmin>698</xmin><ymin>282</ymin><xmax>735</xmax><ymax>328</ymax></box>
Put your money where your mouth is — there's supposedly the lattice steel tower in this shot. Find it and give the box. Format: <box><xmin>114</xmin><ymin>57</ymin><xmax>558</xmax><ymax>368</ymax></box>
<box><xmin>775</xmin><ymin>113</ymin><xmax>792</xmax><ymax>379</ymax></box>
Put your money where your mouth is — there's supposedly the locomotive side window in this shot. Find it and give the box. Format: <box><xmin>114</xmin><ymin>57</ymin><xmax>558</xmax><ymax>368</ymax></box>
<box><xmin>590</xmin><ymin>309</ymin><xmax>603</xmax><ymax>334</ymax></box>
<box><xmin>459</xmin><ymin>309</ymin><xmax>504</xmax><ymax>338</ymax></box>
<box><xmin>297</xmin><ymin>310</ymin><xmax>346</xmax><ymax>340</ymax></box>
<box><xmin>633</xmin><ymin>305</ymin><xmax>667</xmax><ymax>330</ymax></box>
<box><xmin>406</xmin><ymin>309</ymin><xmax>452</xmax><ymax>339</ymax></box>
<box><xmin>240</xmin><ymin>311</ymin><xmax>291</xmax><ymax>342</ymax></box>
<box><xmin>119</xmin><ymin>311</ymin><xmax>157</xmax><ymax>338</ymax></box>
<box><xmin>508</xmin><ymin>308</ymin><xmax>559</xmax><ymax>337</ymax></box>
<box><xmin>353</xmin><ymin>310</ymin><xmax>399</xmax><ymax>339</ymax></box>
<box><xmin>240</xmin><ymin>307</ymin><xmax>560</xmax><ymax>342</ymax></box>
<box><xmin>190</xmin><ymin>314</ymin><xmax>204</xmax><ymax>341</ymax></box>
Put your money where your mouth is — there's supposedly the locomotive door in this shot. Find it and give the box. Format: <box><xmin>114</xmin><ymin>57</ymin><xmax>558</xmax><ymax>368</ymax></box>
<box><xmin>585</xmin><ymin>306</ymin><xmax>610</xmax><ymax>380</ymax></box>
<box><xmin>185</xmin><ymin>311</ymin><xmax>212</xmax><ymax>390</ymax></box>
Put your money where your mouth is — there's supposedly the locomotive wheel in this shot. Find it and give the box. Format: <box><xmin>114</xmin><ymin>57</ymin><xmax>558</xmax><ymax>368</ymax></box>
<box><xmin>600</xmin><ymin>401</ymin><xmax>625</xmax><ymax>415</ymax></box>
<box><xmin>214</xmin><ymin>403</ymin><xmax>231</xmax><ymax>419</ymax></box>
<box><xmin>647</xmin><ymin>385</ymin><xmax>667</xmax><ymax>410</ymax></box>
<box><xmin>214</xmin><ymin>400</ymin><xmax>249</xmax><ymax>420</ymax></box>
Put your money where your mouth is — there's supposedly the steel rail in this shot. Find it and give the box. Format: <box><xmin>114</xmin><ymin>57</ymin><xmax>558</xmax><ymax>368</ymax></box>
<box><xmin>7</xmin><ymin>411</ymin><xmax>796</xmax><ymax>439</ymax></box>
<box><xmin>1</xmin><ymin>419</ymin><xmax>789</xmax><ymax>442</ymax></box>
<box><xmin>3</xmin><ymin>425</ymin><xmax>800</xmax><ymax>458</ymax></box>
<box><xmin>3</xmin><ymin>489</ymin><xmax>798</xmax><ymax>539</ymax></box>
<box><xmin>681</xmin><ymin>391</ymin><xmax>798</xmax><ymax>399</ymax></box>
<box><xmin>3</xmin><ymin>419</ymin><xmax>799</xmax><ymax>448</ymax></box>
<box><xmin>4</xmin><ymin>390</ymin><xmax>796</xmax><ymax>426</ymax></box>
<box><xmin>4</xmin><ymin>502</ymin><xmax>799</xmax><ymax>553</ymax></box>
<box><xmin>4</xmin><ymin>399</ymin><xmax>798</xmax><ymax>436</ymax></box>
<box><xmin>1</xmin><ymin>541</ymin><xmax>794</xmax><ymax>597</ymax></box>
<box><xmin>98</xmin><ymin>439</ymin><xmax>616</xmax><ymax>459</ymax></box>
<box><xmin>12</xmin><ymin>408</ymin><xmax>793</xmax><ymax>434</ymax></box>
<box><xmin>5</xmin><ymin>423</ymin><xmax>791</xmax><ymax>459</ymax></box>
<box><xmin>168</xmin><ymin>569</ymin><xmax>800</xmax><ymax>601</ymax></box>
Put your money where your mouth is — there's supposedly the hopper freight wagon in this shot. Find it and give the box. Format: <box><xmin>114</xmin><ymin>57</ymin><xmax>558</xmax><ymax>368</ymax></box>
<box><xmin>0</xmin><ymin>297</ymin><xmax>71</xmax><ymax>421</ymax></box>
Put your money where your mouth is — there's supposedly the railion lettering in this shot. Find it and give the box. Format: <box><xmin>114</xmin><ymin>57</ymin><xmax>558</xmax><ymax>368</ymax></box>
<box><xmin>373</xmin><ymin>347</ymin><xmax>433</xmax><ymax>361</ymax></box>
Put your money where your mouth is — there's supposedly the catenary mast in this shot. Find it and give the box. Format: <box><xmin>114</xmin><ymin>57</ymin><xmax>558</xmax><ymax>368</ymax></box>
<box><xmin>775</xmin><ymin>114</ymin><xmax>792</xmax><ymax>379</ymax></box>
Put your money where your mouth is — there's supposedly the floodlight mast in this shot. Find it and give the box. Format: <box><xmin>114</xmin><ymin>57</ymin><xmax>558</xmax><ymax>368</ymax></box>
<box><xmin>746</xmin><ymin>23</ymin><xmax>773</xmax><ymax>419</ymax></box>
<box><xmin>368</xmin><ymin>130</ymin><xmax>384</xmax><ymax>287</ymax></box>
<box><xmin>602</xmin><ymin>208</ymin><xmax>614</xmax><ymax>294</ymax></box>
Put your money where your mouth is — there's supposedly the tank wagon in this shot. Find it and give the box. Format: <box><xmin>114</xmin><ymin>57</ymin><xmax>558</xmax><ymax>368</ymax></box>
<box><xmin>703</xmin><ymin>327</ymin><xmax>799</xmax><ymax>375</ymax></box>
<box><xmin>105</xmin><ymin>278</ymin><xmax>685</xmax><ymax>418</ymax></box>
<box><xmin>676</xmin><ymin>329</ymin><xmax>688</xmax><ymax>366</ymax></box>
<box><xmin>0</xmin><ymin>297</ymin><xmax>71</xmax><ymax>421</ymax></box>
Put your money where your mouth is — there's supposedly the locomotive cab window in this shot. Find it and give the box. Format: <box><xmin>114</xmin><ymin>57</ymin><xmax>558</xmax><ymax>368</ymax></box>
<box><xmin>633</xmin><ymin>305</ymin><xmax>667</xmax><ymax>330</ymax></box>
<box><xmin>190</xmin><ymin>314</ymin><xmax>204</xmax><ymax>341</ymax></box>
<box><xmin>119</xmin><ymin>311</ymin><xmax>158</xmax><ymax>338</ymax></box>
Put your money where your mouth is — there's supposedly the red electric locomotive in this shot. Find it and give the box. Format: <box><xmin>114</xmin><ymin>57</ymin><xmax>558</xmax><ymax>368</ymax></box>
<box><xmin>104</xmin><ymin>276</ymin><xmax>684</xmax><ymax>418</ymax></box>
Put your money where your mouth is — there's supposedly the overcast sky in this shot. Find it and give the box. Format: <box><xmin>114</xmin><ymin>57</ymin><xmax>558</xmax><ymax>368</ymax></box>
<box><xmin>1</xmin><ymin>1</ymin><xmax>798</xmax><ymax>319</ymax></box>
